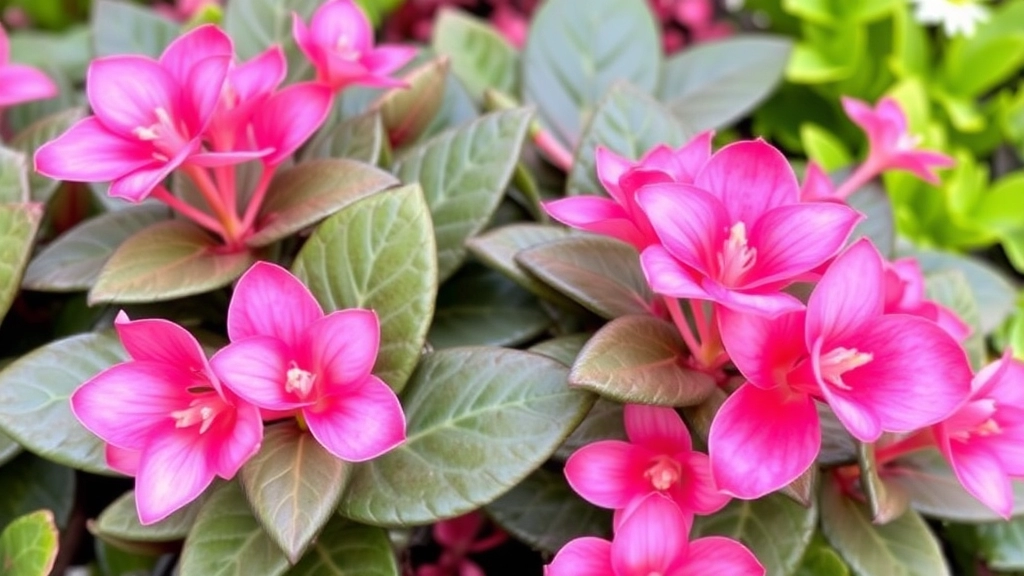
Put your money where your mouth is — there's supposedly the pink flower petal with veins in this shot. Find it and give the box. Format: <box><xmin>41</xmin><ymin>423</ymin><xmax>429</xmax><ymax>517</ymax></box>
<box><xmin>227</xmin><ymin>261</ymin><xmax>323</xmax><ymax>347</ymax></box>
<box><xmin>694</xmin><ymin>139</ymin><xmax>799</xmax><ymax>224</ymax></box>
<box><xmin>675</xmin><ymin>537</ymin><xmax>765</xmax><ymax>576</ymax></box>
<box><xmin>251</xmin><ymin>82</ymin><xmax>333</xmax><ymax>165</ymax></box>
<box><xmin>546</xmin><ymin>537</ymin><xmax>614</xmax><ymax>576</ymax></box>
<box><xmin>303</xmin><ymin>376</ymin><xmax>406</xmax><ymax>461</ymax></box>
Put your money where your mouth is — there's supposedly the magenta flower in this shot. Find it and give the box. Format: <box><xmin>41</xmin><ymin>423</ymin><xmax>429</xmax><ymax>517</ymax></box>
<box><xmin>934</xmin><ymin>352</ymin><xmax>1024</xmax><ymax>518</ymax></box>
<box><xmin>0</xmin><ymin>24</ymin><xmax>58</xmax><ymax>108</ymax></box>
<box><xmin>71</xmin><ymin>312</ymin><xmax>262</xmax><ymax>524</ymax></box>
<box><xmin>211</xmin><ymin>262</ymin><xmax>406</xmax><ymax>462</ymax></box>
<box><xmin>250</xmin><ymin>82</ymin><xmax>333</xmax><ymax>167</ymax></box>
<box><xmin>34</xmin><ymin>25</ymin><xmax>235</xmax><ymax>202</ymax></box>
<box><xmin>293</xmin><ymin>0</ymin><xmax>417</xmax><ymax>92</ymax></box>
<box><xmin>564</xmin><ymin>404</ymin><xmax>727</xmax><ymax>526</ymax></box>
<box><xmin>546</xmin><ymin>494</ymin><xmax>764</xmax><ymax>576</ymax></box>
<box><xmin>206</xmin><ymin>45</ymin><xmax>287</xmax><ymax>153</ymax></box>
<box><xmin>637</xmin><ymin>140</ymin><xmax>862</xmax><ymax>317</ymax></box>
<box><xmin>417</xmin><ymin>512</ymin><xmax>507</xmax><ymax>576</ymax></box>
<box><xmin>543</xmin><ymin>133</ymin><xmax>712</xmax><ymax>251</ymax></box>
<box><xmin>883</xmin><ymin>257</ymin><xmax>971</xmax><ymax>342</ymax></box>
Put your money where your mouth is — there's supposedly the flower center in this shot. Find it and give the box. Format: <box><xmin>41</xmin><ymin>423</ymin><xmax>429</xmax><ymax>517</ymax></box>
<box><xmin>818</xmin><ymin>347</ymin><xmax>873</xmax><ymax>390</ymax></box>
<box><xmin>170</xmin><ymin>395</ymin><xmax>225</xmax><ymax>434</ymax></box>
<box><xmin>334</xmin><ymin>33</ymin><xmax>361</xmax><ymax>61</ymax></box>
<box><xmin>133</xmin><ymin>107</ymin><xmax>191</xmax><ymax>162</ymax></box>
<box><xmin>643</xmin><ymin>455</ymin><xmax>683</xmax><ymax>491</ymax></box>
<box><xmin>285</xmin><ymin>362</ymin><xmax>316</xmax><ymax>399</ymax></box>
<box><xmin>717</xmin><ymin>222</ymin><xmax>756</xmax><ymax>287</ymax></box>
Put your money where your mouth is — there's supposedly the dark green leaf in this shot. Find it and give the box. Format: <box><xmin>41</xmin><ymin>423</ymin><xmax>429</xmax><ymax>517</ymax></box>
<box><xmin>94</xmin><ymin>490</ymin><xmax>204</xmax><ymax>543</ymax></box>
<box><xmin>0</xmin><ymin>203</ymin><xmax>43</xmax><ymax>320</ymax></box>
<box><xmin>0</xmin><ymin>432</ymin><xmax>20</xmax><ymax>467</ymax></box>
<box><xmin>555</xmin><ymin>398</ymin><xmax>625</xmax><ymax>461</ymax></box>
<box><xmin>285</xmin><ymin>517</ymin><xmax>397</xmax><ymax>576</ymax></box>
<box><xmin>92</xmin><ymin>0</ymin><xmax>179</xmax><ymax>58</ymax></box>
<box><xmin>0</xmin><ymin>453</ymin><xmax>73</xmax><ymax>530</ymax></box>
<box><xmin>528</xmin><ymin>333</ymin><xmax>590</xmax><ymax>367</ymax></box>
<box><xmin>0</xmin><ymin>510</ymin><xmax>58</xmax><ymax>576</ymax></box>
<box><xmin>432</xmin><ymin>10</ymin><xmax>519</xmax><ymax>100</ymax></box>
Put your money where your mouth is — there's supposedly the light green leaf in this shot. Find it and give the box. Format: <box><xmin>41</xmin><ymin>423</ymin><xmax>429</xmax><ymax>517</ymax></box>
<box><xmin>240</xmin><ymin>423</ymin><xmax>351</xmax><ymax>563</ymax></box>
<box><xmin>293</xmin><ymin>184</ymin><xmax>437</xmax><ymax>394</ymax></box>
<box><xmin>179</xmin><ymin>482</ymin><xmax>288</xmax><ymax>576</ymax></box>
<box><xmin>0</xmin><ymin>148</ymin><xmax>29</xmax><ymax>203</ymax></box>
<box><xmin>924</xmin><ymin>270</ymin><xmax>985</xmax><ymax>369</ymax></box>
<box><xmin>570</xmin><ymin>315</ymin><xmax>715</xmax><ymax>406</ymax></box>
<box><xmin>800</xmin><ymin>123</ymin><xmax>852</xmax><ymax>171</ymax></box>
<box><xmin>338</xmin><ymin>347</ymin><xmax>594</xmax><ymax>526</ymax></box>
<box><xmin>794</xmin><ymin>539</ymin><xmax>850</xmax><ymax>576</ymax></box>
<box><xmin>0</xmin><ymin>453</ymin><xmax>73</xmax><ymax>530</ymax></box>
<box><xmin>660</xmin><ymin>35</ymin><xmax>792</xmax><ymax>132</ymax></box>
<box><xmin>90</xmin><ymin>220</ymin><xmax>256</xmax><ymax>304</ymax></box>
<box><xmin>285</xmin><ymin>517</ymin><xmax>397</xmax><ymax>576</ymax></box>
<box><xmin>9</xmin><ymin>108</ymin><xmax>88</xmax><ymax>204</ymax></box>
<box><xmin>432</xmin><ymin>9</ymin><xmax>518</xmax><ymax>100</ymax></box>
<box><xmin>522</xmin><ymin>0</ymin><xmax>661</xmax><ymax>147</ymax></box>
<box><xmin>0</xmin><ymin>331</ymin><xmax>123</xmax><ymax>474</ymax></box>
<box><xmin>692</xmin><ymin>493</ymin><xmax>817</xmax><ymax>576</ymax></box>
<box><xmin>394</xmin><ymin>108</ymin><xmax>532</xmax><ymax>282</ymax></box>
<box><xmin>224</xmin><ymin>0</ymin><xmax>320</xmax><ymax>83</ymax></box>
<box><xmin>977</xmin><ymin>517</ymin><xmax>1024</xmax><ymax>571</ymax></box>
<box><xmin>0</xmin><ymin>510</ymin><xmax>58</xmax><ymax>576</ymax></box>
<box><xmin>567</xmin><ymin>82</ymin><xmax>690</xmax><ymax>196</ymax></box>
<box><xmin>92</xmin><ymin>0</ymin><xmax>179</xmax><ymax>58</ymax></box>
<box><xmin>466</xmin><ymin>223</ymin><xmax>577</xmax><ymax>305</ymax></box>
<box><xmin>94</xmin><ymin>490</ymin><xmax>204</xmax><ymax>543</ymax></box>
<box><xmin>0</xmin><ymin>203</ymin><xmax>43</xmax><ymax>321</ymax></box>
<box><xmin>23</xmin><ymin>205</ymin><xmax>169</xmax><ymax>292</ymax></box>
<box><xmin>301</xmin><ymin>111</ymin><xmax>386</xmax><ymax>166</ymax></box>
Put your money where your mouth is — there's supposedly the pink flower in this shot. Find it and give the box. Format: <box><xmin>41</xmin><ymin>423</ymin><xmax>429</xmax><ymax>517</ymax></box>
<box><xmin>934</xmin><ymin>352</ymin><xmax>1024</xmax><ymax>518</ymax></box>
<box><xmin>70</xmin><ymin>312</ymin><xmax>262</xmax><ymax>524</ymax></box>
<box><xmin>546</xmin><ymin>494</ymin><xmax>764</xmax><ymax>576</ymax></box>
<box><xmin>842</xmin><ymin>96</ymin><xmax>954</xmax><ymax>185</ymax></box>
<box><xmin>34</xmin><ymin>25</ymin><xmax>236</xmax><ymax>202</ymax></box>
<box><xmin>564</xmin><ymin>404</ymin><xmax>727</xmax><ymax>527</ymax></box>
<box><xmin>883</xmin><ymin>257</ymin><xmax>971</xmax><ymax>342</ymax></box>
<box><xmin>417</xmin><ymin>512</ymin><xmax>507</xmax><ymax>576</ymax></box>
<box><xmin>211</xmin><ymin>262</ymin><xmax>406</xmax><ymax>462</ymax></box>
<box><xmin>293</xmin><ymin>0</ymin><xmax>417</xmax><ymax>92</ymax></box>
<box><xmin>206</xmin><ymin>46</ymin><xmax>287</xmax><ymax>153</ymax></box>
<box><xmin>249</xmin><ymin>82</ymin><xmax>333</xmax><ymax>166</ymax></box>
<box><xmin>637</xmin><ymin>139</ymin><xmax>862</xmax><ymax>317</ymax></box>
<box><xmin>0</xmin><ymin>23</ymin><xmax>58</xmax><ymax>108</ymax></box>
<box><xmin>799</xmin><ymin>161</ymin><xmax>835</xmax><ymax>202</ymax></box>
<box><xmin>544</xmin><ymin>134</ymin><xmax>713</xmax><ymax>252</ymax></box>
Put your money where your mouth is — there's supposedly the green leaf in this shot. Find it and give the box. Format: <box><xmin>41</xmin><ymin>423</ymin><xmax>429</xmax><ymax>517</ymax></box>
<box><xmin>924</xmin><ymin>270</ymin><xmax>985</xmax><ymax>369</ymax></box>
<box><xmin>0</xmin><ymin>148</ymin><xmax>29</xmax><ymax>203</ymax></box>
<box><xmin>522</xmin><ymin>0</ymin><xmax>661</xmax><ymax>147</ymax></box>
<box><xmin>224</xmin><ymin>0</ymin><xmax>319</xmax><ymax>83</ymax></box>
<box><xmin>92</xmin><ymin>0</ymin><xmax>179</xmax><ymax>58</ymax></box>
<box><xmin>692</xmin><ymin>493</ymin><xmax>817</xmax><ymax>576</ymax></box>
<box><xmin>246</xmin><ymin>159</ymin><xmax>399</xmax><ymax>247</ymax></box>
<box><xmin>394</xmin><ymin>108</ymin><xmax>532</xmax><ymax>282</ymax></box>
<box><xmin>9</xmin><ymin>108</ymin><xmax>88</xmax><ymax>204</ymax></box>
<box><xmin>0</xmin><ymin>203</ymin><xmax>43</xmax><ymax>321</ymax></box>
<box><xmin>570</xmin><ymin>315</ymin><xmax>715</xmax><ymax>406</ymax></box>
<box><xmin>659</xmin><ymin>35</ymin><xmax>792</xmax><ymax>132</ymax></box>
<box><xmin>94</xmin><ymin>539</ymin><xmax>161</xmax><ymax>576</ymax></box>
<box><xmin>908</xmin><ymin>249</ymin><xmax>1016</xmax><ymax>334</ymax></box>
<box><xmin>466</xmin><ymin>223</ymin><xmax>577</xmax><ymax>305</ymax></box>
<box><xmin>432</xmin><ymin>9</ymin><xmax>518</xmax><ymax>100</ymax></box>
<box><xmin>528</xmin><ymin>333</ymin><xmax>590</xmax><ymax>367</ymax></box>
<box><xmin>240</xmin><ymin>423</ymin><xmax>351</xmax><ymax>563</ymax></box>
<box><xmin>800</xmin><ymin>123</ymin><xmax>852</xmax><ymax>171</ymax></box>
<box><xmin>7</xmin><ymin>26</ymin><xmax>92</xmax><ymax>83</ymax></box>
<box><xmin>0</xmin><ymin>453</ymin><xmax>73</xmax><ymax>530</ymax></box>
<box><xmin>301</xmin><ymin>111</ymin><xmax>386</xmax><ymax>166</ymax></box>
<box><xmin>94</xmin><ymin>490</ymin><xmax>204</xmax><ymax>543</ymax></box>
<box><xmin>374</xmin><ymin>58</ymin><xmax>451</xmax><ymax>149</ymax></box>
<box><xmin>567</xmin><ymin>82</ymin><xmax>689</xmax><ymax>196</ymax></box>
<box><xmin>794</xmin><ymin>539</ymin><xmax>850</xmax><ymax>576</ymax></box>
<box><xmin>787</xmin><ymin>24</ymin><xmax>864</xmax><ymax>84</ymax></box>
<box><xmin>941</xmin><ymin>30</ymin><xmax>1024</xmax><ymax>98</ymax></box>
<box><xmin>22</xmin><ymin>205</ymin><xmax>169</xmax><ymax>292</ymax></box>
<box><xmin>847</xmin><ymin>183</ymin><xmax>895</xmax><ymax>258</ymax></box>
<box><xmin>179</xmin><ymin>483</ymin><xmax>288</xmax><ymax>576</ymax></box>
<box><xmin>0</xmin><ymin>510</ymin><xmax>58</xmax><ymax>576</ymax></box>
<box><xmin>0</xmin><ymin>433</ymin><xmax>20</xmax><ymax>467</ymax></box>
<box><xmin>286</xmin><ymin>517</ymin><xmax>397</xmax><ymax>576</ymax></box>
<box><xmin>0</xmin><ymin>331</ymin><xmax>123</xmax><ymax>474</ymax></box>
<box><xmin>90</xmin><ymin>221</ymin><xmax>256</xmax><ymax>304</ymax></box>
<box><xmin>820</xmin><ymin>473</ymin><xmax>950</xmax><ymax>576</ymax></box>
<box><xmin>555</xmin><ymin>398</ymin><xmax>625</xmax><ymax>461</ymax></box>
<box><xmin>293</xmin><ymin>184</ymin><xmax>437</xmax><ymax>394</ymax></box>
<box><xmin>517</xmin><ymin>236</ymin><xmax>657</xmax><ymax>319</ymax></box>
<box><xmin>338</xmin><ymin>347</ymin><xmax>594</xmax><ymax>526</ymax></box>
<box><xmin>977</xmin><ymin>517</ymin><xmax>1024</xmax><ymax>571</ymax></box>
<box><xmin>486</xmin><ymin>467</ymin><xmax>611</xmax><ymax>554</ymax></box>
<box><xmin>428</xmin><ymin>264</ymin><xmax>550</xmax><ymax>349</ymax></box>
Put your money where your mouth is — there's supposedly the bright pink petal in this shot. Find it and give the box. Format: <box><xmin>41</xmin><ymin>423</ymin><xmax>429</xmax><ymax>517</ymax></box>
<box><xmin>182</xmin><ymin>55</ymin><xmax>232</xmax><ymax>132</ymax></box>
<box><xmin>718</xmin><ymin>309</ymin><xmax>806</xmax><ymax>389</ymax></box>
<box><xmin>188</xmin><ymin>149</ymin><xmax>273</xmax><ymax>167</ymax></box>
<box><xmin>252</xmin><ymin>82</ymin><xmax>333</xmax><ymax>165</ymax></box>
<box><xmin>231</xmin><ymin>45</ymin><xmax>287</xmax><ymax>101</ymax></box>
<box><xmin>303</xmin><ymin>376</ymin><xmax>405</xmax><ymax>462</ymax></box>
<box><xmin>800</xmin><ymin>162</ymin><xmax>834</xmax><ymax>201</ymax></box>
<box><xmin>210</xmin><ymin>336</ymin><xmax>306</xmax><ymax>411</ymax></box>
<box><xmin>624</xmin><ymin>404</ymin><xmax>691</xmax><ymax>454</ymax></box>
<box><xmin>108</xmin><ymin>157</ymin><xmax>180</xmax><ymax>202</ymax></box>
<box><xmin>134</xmin><ymin>427</ymin><xmax>217</xmax><ymax>524</ymax></box>
<box><xmin>106</xmin><ymin>445</ymin><xmax>141</xmax><ymax>476</ymax></box>
<box><xmin>675</xmin><ymin>537</ymin><xmax>765</xmax><ymax>576</ymax></box>
<box><xmin>806</xmin><ymin>239</ymin><xmax>884</xmax><ymax>348</ymax></box>
<box><xmin>546</xmin><ymin>538</ymin><xmax>614</xmax><ymax>576</ymax></box>
<box><xmin>87</xmin><ymin>56</ymin><xmax>178</xmax><ymax>136</ymax></box>
<box><xmin>639</xmin><ymin>246</ymin><xmax>711</xmax><ymax>300</ymax></box>
<box><xmin>302</xmin><ymin>309</ymin><xmax>380</xmax><ymax>390</ymax></box>
<box><xmin>984</xmin><ymin>355</ymin><xmax>1024</xmax><ymax>407</ymax></box>
<box><xmin>709</xmin><ymin>383</ymin><xmax>820</xmax><ymax>499</ymax></box>
<box><xmin>309</xmin><ymin>0</ymin><xmax>374</xmax><ymax>54</ymax></box>
<box><xmin>701</xmin><ymin>280</ymin><xmax>805</xmax><ymax>318</ymax></box>
<box><xmin>841</xmin><ymin>96</ymin><xmax>884</xmax><ymax>143</ymax></box>
<box><xmin>212</xmin><ymin>401</ymin><xmax>263</xmax><ymax>479</ymax></box>
<box><xmin>595</xmin><ymin>147</ymin><xmax>634</xmax><ymax>203</ymax></box>
<box><xmin>363</xmin><ymin>45</ymin><xmax>417</xmax><ymax>76</ymax></box>
<box><xmin>673</xmin><ymin>451</ymin><xmax>730</xmax><ymax>515</ymax></box>
<box><xmin>610</xmin><ymin>494</ymin><xmax>688</xmax><ymax>575</ymax></box>
<box><xmin>227</xmin><ymin>261</ymin><xmax>324</xmax><ymax>347</ymax></box>
<box><xmin>564</xmin><ymin>441</ymin><xmax>653</xmax><ymax>509</ymax></box>
<box><xmin>0</xmin><ymin>64</ymin><xmax>57</xmax><ymax>106</ymax></box>
<box><xmin>637</xmin><ymin>183</ymin><xmax>728</xmax><ymax>276</ymax></box>
<box><xmin>114</xmin><ymin>311</ymin><xmax>208</xmax><ymax>369</ymax></box>
<box><xmin>158</xmin><ymin>24</ymin><xmax>233</xmax><ymax>87</ymax></box>
<box><xmin>746</xmin><ymin>203</ymin><xmax>861</xmax><ymax>288</ymax></box>
<box><xmin>542</xmin><ymin>197</ymin><xmax>646</xmax><ymax>248</ymax></box>
<box><xmin>33</xmin><ymin>117</ymin><xmax>155</xmax><ymax>183</ymax></box>
<box><xmin>694</xmin><ymin>140</ymin><xmax>799</xmax><ymax>224</ymax></box>
<box><xmin>948</xmin><ymin>443</ymin><xmax>1014</xmax><ymax>519</ymax></box>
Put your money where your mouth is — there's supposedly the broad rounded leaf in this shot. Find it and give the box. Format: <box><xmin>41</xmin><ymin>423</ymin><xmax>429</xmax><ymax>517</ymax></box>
<box><xmin>246</xmin><ymin>159</ymin><xmax>399</xmax><ymax>247</ymax></box>
<box><xmin>292</xmin><ymin>184</ymin><xmax>437</xmax><ymax>393</ymax></box>
<box><xmin>22</xmin><ymin>205</ymin><xmax>168</xmax><ymax>292</ymax></box>
<box><xmin>0</xmin><ymin>203</ymin><xmax>43</xmax><ymax>320</ymax></box>
<box><xmin>286</xmin><ymin>517</ymin><xmax>397</xmax><ymax>576</ymax></box>
<box><xmin>9</xmin><ymin>107</ymin><xmax>87</xmax><ymax>204</ymax></box>
<box><xmin>92</xmin><ymin>0</ymin><xmax>178</xmax><ymax>58</ymax></box>
<box><xmin>94</xmin><ymin>490</ymin><xmax>204</xmax><ymax>543</ymax></box>
<box><xmin>924</xmin><ymin>270</ymin><xmax>985</xmax><ymax>369</ymax></box>
<box><xmin>528</xmin><ymin>333</ymin><xmax>590</xmax><ymax>367</ymax></box>
<box><xmin>658</xmin><ymin>35</ymin><xmax>793</xmax><ymax>132</ymax></box>
<box><xmin>466</xmin><ymin>223</ymin><xmax>577</xmax><ymax>305</ymax></box>
<box><xmin>432</xmin><ymin>9</ymin><xmax>519</xmax><ymax>100</ymax></box>
<box><xmin>0</xmin><ymin>510</ymin><xmax>58</xmax><ymax>576</ymax></box>
<box><xmin>373</xmin><ymin>58</ymin><xmax>450</xmax><ymax>149</ymax></box>
<box><xmin>0</xmin><ymin>147</ymin><xmax>29</xmax><ymax>203</ymax></box>
<box><xmin>908</xmin><ymin>248</ymin><xmax>1015</xmax><ymax>333</ymax></box>
<box><xmin>522</xmin><ymin>0</ymin><xmax>661</xmax><ymax>147</ymax></box>
<box><xmin>394</xmin><ymin>108</ymin><xmax>533</xmax><ymax>282</ymax></box>
<box><xmin>89</xmin><ymin>220</ymin><xmax>257</xmax><ymax>304</ymax></box>
<box><xmin>0</xmin><ymin>453</ymin><xmax>74</xmax><ymax>530</ymax></box>
<box><xmin>301</xmin><ymin>111</ymin><xmax>386</xmax><ymax>166</ymax></box>
<box><xmin>240</xmin><ymin>423</ymin><xmax>351</xmax><ymax>563</ymax></box>
<box><xmin>692</xmin><ymin>493</ymin><xmax>817</xmax><ymax>576</ymax></box>
<box><xmin>179</xmin><ymin>482</ymin><xmax>288</xmax><ymax>576</ymax></box>
<box><xmin>0</xmin><ymin>331</ymin><xmax>123</xmax><ymax>474</ymax></box>
<box><xmin>570</xmin><ymin>315</ymin><xmax>715</xmax><ymax>406</ymax></box>
<box><xmin>486</xmin><ymin>467</ymin><xmax>612</xmax><ymax>554</ymax></box>
<box><xmin>337</xmin><ymin>347</ymin><xmax>594</xmax><ymax>526</ymax></box>
<box><xmin>224</xmin><ymin>0</ymin><xmax>319</xmax><ymax>83</ymax></box>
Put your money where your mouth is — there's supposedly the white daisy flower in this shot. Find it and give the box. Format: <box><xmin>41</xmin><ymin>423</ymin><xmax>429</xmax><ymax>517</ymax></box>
<box><xmin>909</xmin><ymin>0</ymin><xmax>990</xmax><ymax>38</ymax></box>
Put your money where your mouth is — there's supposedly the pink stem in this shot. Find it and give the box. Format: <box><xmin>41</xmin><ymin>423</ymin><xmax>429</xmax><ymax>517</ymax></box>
<box><xmin>874</xmin><ymin>428</ymin><xmax>937</xmax><ymax>467</ymax></box>
<box><xmin>690</xmin><ymin>299</ymin><xmax>710</xmax><ymax>344</ymax></box>
<box><xmin>532</xmin><ymin>130</ymin><xmax>574</xmax><ymax>172</ymax></box>
<box><xmin>833</xmin><ymin>157</ymin><xmax>882</xmax><ymax>201</ymax></box>
<box><xmin>240</xmin><ymin>165</ymin><xmax>276</xmax><ymax>233</ymax></box>
<box><xmin>151</xmin><ymin>185</ymin><xmax>227</xmax><ymax>239</ymax></box>
<box><xmin>183</xmin><ymin>165</ymin><xmax>243</xmax><ymax>242</ymax></box>
<box><xmin>663</xmin><ymin>296</ymin><xmax>703</xmax><ymax>360</ymax></box>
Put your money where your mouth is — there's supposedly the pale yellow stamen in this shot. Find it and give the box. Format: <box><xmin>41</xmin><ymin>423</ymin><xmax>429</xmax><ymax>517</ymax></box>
<box><xmin>818</xmin><ymin>347</ymin><xmax>873</xmax><ymax>390</ymax></box>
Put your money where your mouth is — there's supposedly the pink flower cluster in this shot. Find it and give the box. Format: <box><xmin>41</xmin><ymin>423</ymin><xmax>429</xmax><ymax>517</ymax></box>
<box><xmin>33</xmin><ymin>0</ymin><xmax>414</xmax><ymax>250</ymax></box>
<box><xmin>71</xmin><ymin>262</ymin><xmax>406</xmax><ymax>524</ymax></box>
<box><xmin>545</xmin><ymin>96</ymin><xmax>1024</xmax><ymax>568</ymax></box>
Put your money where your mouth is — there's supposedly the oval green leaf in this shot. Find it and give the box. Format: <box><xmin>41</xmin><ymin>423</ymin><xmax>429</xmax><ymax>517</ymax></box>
<box><xmin>0</xmin><ymin>453</ymin><xmax>74</xmax><ymax>530</ymax></box>
<box><xmin>301</xmin><ymin>111</ymin><xmax>386</xmax><ymax>166</ymax></box>
<box><xmin>432</xmin><ymin>9</ymin><xmax>519</xmax><ymax>100</ymax></box>
<box><xmin>285</xmin><ymin>517</ymin><xmax>398</xmax><ymax>576</ymax></box>
<box><xmin>466</xmin><ymin>223</ymin><xmax>577</xmax><ymax>304</ymax></box>
<box><xmin>0</xmin><ymin>203</ymin><xmax>43</xmax><ymax>321</ymax></box>
<box><xmin>0</xmin><ymin>510</ymin><xmax>58</xmax><ymax>576</ymax></box>
<box><xmin>94</xmin><ymin>490</ymin><xmax>205</xmax><ymax>543</ymax></box>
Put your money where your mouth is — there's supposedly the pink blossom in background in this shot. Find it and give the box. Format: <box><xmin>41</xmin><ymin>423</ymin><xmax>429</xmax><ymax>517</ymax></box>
<box><xmin>564</xmin><ymin>404</ymin><xmax>728</xmax><ymax>528</ymax></box>
<box><xmin>417</xmin><ymin>512</ymin><xmax>507</xmax><ymax>576</ymax></box>
<box><xmin>799</xmin><ymin>161</ymin><xmax>835</xmax><ymax>202</ymax></box>
<box><xmin>212</xmin><ymin>262</ymin><xmax>406</xmax><ymax>462</ymax></box>
<box><xmin>935</xmin><ymin>352</ymin><xmax>1024</xmax><ymax>518</ymax></box>
<box><xmin>883</xmin><ymin>257</ymin><xmax>972</xmax><ymax>342</ymax></box>
<box><xmin>0</xmin><ymin>23</ymin><xmax>58</xmax><ymax>108</ymax></box>
<box><xmin>637</xmin><ymin>139</ymin><xmax>862</xmax><ymax>317</ymax></box>
<box><xmin>71</xmin><ymin>312</ymin><xmax>262</xmax><ymax>524</ymax></box>
<box><xmin>293</xmin><ymin>0</ymin><xmax>416</xmax><ymax>91</ymax></box>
